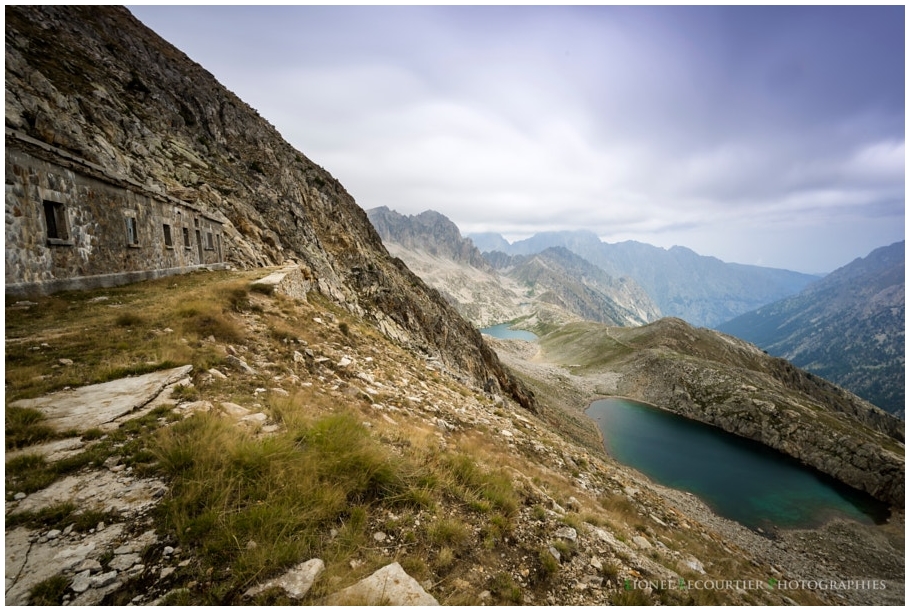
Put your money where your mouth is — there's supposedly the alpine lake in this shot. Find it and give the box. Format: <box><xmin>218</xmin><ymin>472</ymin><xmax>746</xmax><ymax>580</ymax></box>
<box><xmin>586</xmin><ymin>397</ymin><xmax>890</xmax><ymax>531</ymax></box>
<box><xmin>479</xmin><ymin>323</ymin><xmax>890</xmax><ymax>531</ymax></box>
<box><xmin>480</xmin><ymin>323</ymin><xmax>539</xmax><ymax>342</ymax></box>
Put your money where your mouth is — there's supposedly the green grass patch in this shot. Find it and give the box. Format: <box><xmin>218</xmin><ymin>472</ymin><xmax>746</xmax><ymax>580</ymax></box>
<box><xmin>439</xmin><ymin>453</ymin><xmax>519</xmax><ymax>518</ymax></box>
<box><xmin>151</xmin><ymin>409</ymin><xmax>417</xmax><ymax>602</ymax></box>
<box><xmin>29</xmin><ymin>574</ymin><xmax>70</xmax><ymax>605</ymax></box>
<box><xmin>6</xmin><ymin>406</ymin><xmax>59</xmax><ymax>450</ymax></box>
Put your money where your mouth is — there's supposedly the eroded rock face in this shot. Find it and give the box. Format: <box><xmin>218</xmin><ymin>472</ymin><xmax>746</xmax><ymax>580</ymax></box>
<box><xmin>4</xmin><ymin>5</ymin><xmax>533</xmax><ymax>409</ymax></box>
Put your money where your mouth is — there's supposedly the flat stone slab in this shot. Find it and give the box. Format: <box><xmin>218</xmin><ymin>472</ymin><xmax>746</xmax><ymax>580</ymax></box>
<box><xmin>8</xmin><ymin>470</ymin><xmax>167</xmax><ymax>517</ymax></box>
<box><xmin>5</xmin><ymin>437</ymin><xmax>87</xmax><ymax>464</ymax></box>
<box><xmin>251</xmin><ymin>264</ymin><xmax>311</xmax><ymax>301</ymax></box>
<box><xmin>245</xmin><ymin>558</ymin><xmax>325</xmax><ymax>599</ymax></box>
<box><xmin>9</xmin><ymin>365</ymin><xmax>192</xmax><ymax>431</ymax></box>
<box><xmin>324</xmin><ymin>562</ymin><xmax>438</xmax><ymax>606</ymax></box>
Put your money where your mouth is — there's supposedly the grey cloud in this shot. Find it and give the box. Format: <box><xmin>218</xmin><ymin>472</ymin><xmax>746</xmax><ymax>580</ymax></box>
<box><xmin>129</xmin><ymin>5</ymin><xmax>903</xmax><ymax>273</ymax></box>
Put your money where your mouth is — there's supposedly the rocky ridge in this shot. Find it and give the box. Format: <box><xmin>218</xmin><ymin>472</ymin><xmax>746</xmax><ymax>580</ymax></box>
<box><xmin>5</xmin><ymin>4</ymin><xmax>532</xmax><ymax>410</ymax></box>
<box><xmin>490</xmin><ymin>246</ymin><xmax>661</xmax><ymax>327</ymax></box>
<box><xmin>534</xmin><ymin>318</ymin><xmax>904</xmax><ymax>507</ymax></box>
<box><xmin>471</xmin><ymin>229</ymin><xmax>820</xmax><ymax>327</ymax></box>
<box><xmin>367</xmin><ymin>207</ymin><xmax>658</xmax><ymax>328</ymax></box>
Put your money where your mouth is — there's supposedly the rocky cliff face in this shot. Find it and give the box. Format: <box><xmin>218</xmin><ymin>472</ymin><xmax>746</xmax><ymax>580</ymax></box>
<box><xmin>367</xmin><ymin>207</ymin><xmax>494</xmax><ymax>272</ymax></box>
<box><xmin>538</xmin><ymin>318</ymin><xmax>905</xmax><ymax>506</ymax></box>
<box><xmin>4</xmin><ymin>5</ymin><xmax>533</xmax><ymax>409</ymax></box>
<box><xmin>719</xmin><ymin>241</ymin><xmax>905</xmax><ymax>417</ymax></box>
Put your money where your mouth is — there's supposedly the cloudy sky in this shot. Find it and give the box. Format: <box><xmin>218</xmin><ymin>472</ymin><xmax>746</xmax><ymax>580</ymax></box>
<box><xmin>129</xmin><ymin>5</ymin><xmax>904</xmax><ymax>274</ymax></box>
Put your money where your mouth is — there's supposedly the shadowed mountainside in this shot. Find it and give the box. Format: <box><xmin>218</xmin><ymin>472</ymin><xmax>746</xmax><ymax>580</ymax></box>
<box><xmin>718</xmin><ymin>241</ymin><xmax>905</xmax><ymax>418</ymax></box>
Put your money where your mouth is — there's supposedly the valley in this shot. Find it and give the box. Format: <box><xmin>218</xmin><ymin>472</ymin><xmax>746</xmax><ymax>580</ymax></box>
<box><xmin>486</xmin><ymin>331</ymin><xmax>905</xmax><ymax>605</ymax></box>
<box><xmin>4</xmin><ymin>5</ymin><xmax>904</xmax><ymax>606</ymax></box>
<box><xmin>5</xmin><ymin>269</ymin><xmax>904</xmax><ymax>606</ymax></box>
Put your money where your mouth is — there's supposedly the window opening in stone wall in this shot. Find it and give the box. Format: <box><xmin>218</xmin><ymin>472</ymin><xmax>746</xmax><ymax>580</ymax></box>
<box><xmin>183</xmin><ymin>227</ymin><xmax>191</xmax><ymax>249</ymax></box>
<box><xmin>126</xmin><ymin>216</ymin><xmax>139</xmax><ymax>247</ymax></box>
<box><xmin>43</xmin><ymin>200</ymin><xmax>70</xmax><ymax>244</ymax></box>
<box><xmin>163</xmin><ymin>223</ymin><xmax>173</xmax><ymax>248</ymax></box>
<box><xmin>206</xmin><ymin>231</ymin><xmax>214</xmax><ymax>250</ymax></box>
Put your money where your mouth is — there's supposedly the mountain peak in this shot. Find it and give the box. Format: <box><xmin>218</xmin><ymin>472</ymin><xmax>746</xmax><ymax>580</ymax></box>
<box><xmin>367</xmin><ymin>208</ymin><xmax>492</xmax><ymax>272</ymax></box>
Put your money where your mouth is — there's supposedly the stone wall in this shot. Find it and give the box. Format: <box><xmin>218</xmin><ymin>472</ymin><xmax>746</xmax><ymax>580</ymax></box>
<box><xmin>5</xmin><ymin>134</ymin><xmax>227</xmax><ymax>298</ymax></box>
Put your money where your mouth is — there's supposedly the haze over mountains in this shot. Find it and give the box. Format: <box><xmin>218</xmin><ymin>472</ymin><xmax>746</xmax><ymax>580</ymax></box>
<box><xmin>367</xmin><ymin>207</ymin><xmax>660</xmax><ymax>329</ymax></box>
<box><xmin>472</xmin><ymin>230</ymin><xmax>820</xmax><ymax>328</ymax></box>
<box><xmin>383</xmin><ymin>210</ymin><xmax>904</xmax><ymax>418</ymax></box>
<box><xmin>719</xmin><ymin>241</ymin><xmax>905</xmax><ymax>418</ymax></box>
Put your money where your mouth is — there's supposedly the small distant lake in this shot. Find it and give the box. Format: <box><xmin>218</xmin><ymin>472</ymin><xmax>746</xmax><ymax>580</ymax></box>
<box><xmin>586</xmin><ymin>397</ymin><xmax>890</xmax><ymax>531</ymax></box>
<box><xmin>480</xmin><ymin>323</ymin><xmax>538</xmax><ymax>341</ymax></box>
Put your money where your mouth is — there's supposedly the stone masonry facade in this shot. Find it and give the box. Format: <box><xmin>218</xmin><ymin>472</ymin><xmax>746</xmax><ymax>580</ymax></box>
<box><xmin>6</xmin><ymin>130</ymin><xmax>227</xmax><ymax>298</ymax></box>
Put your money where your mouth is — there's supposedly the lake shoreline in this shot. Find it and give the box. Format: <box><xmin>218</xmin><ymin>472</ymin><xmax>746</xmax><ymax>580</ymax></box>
<box><xmin>586</xmin><ymin>396</ymin><xmax>889</xmax><ymax>531</ymax></box>
<box><xmin>485</xmin><ymin>335</ymin><xmax>904</xmax><ymax>605</ymax></box>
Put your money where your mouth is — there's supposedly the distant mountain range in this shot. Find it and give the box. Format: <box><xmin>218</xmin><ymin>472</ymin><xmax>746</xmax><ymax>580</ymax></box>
<box><xmin>471</xmin><ymin>230</ymin><xmax>820</xmax><ymax>328</ymax></box>
<box><xmin>718</xmin><ymin>241</ymin><xmax>905</xmax><ymax>417</ymax></box>
<box><xmin>367</xmin><ymin>207</ymin><xmax>660</xmax><ymax>328</ymax></box>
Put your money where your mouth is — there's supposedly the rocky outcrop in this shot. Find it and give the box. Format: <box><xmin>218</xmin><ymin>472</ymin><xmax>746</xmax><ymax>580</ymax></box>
<box><xmin>620</xmin><ymin>353</ymin><xmax>904</xmax><ymax>506</ymax></box>
<box><xmin>4</xmin><ymin>5</ymin><xmax>532</xmax><ymax>409</ymax></box>
<box><xmin>324</xmin><ymin>562</ymin><xmax>439</xmax><ymax>606</ymax></box>
<box><xmin>368</xmin><ymin>207</ymin><xmax>494</xmax><ymax>272</ymax></box>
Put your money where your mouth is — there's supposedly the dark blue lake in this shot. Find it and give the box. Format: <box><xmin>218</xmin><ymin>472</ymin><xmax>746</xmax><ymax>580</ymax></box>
<box><xmin>586</xmin><ymin>397</ymin><xmax>890</xmax><ymax>530</ymax></box>
<box><xmin>480</xmin><ymin>323</ymin><xmax>538</xmax><ymax>341</ymax></box>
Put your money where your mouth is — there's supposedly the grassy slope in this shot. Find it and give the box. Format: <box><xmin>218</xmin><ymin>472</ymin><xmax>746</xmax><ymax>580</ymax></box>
<box><xmin>5</xmin><ymin>272</ymin><xmax>827</xmax><ymax>605</ymax></box>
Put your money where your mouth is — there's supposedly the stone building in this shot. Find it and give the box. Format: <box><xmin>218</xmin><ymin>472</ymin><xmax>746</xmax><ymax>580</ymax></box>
<box><xmin>6</xmin><ymin>129</ymin><xmax>227</xmax><ymax>298</ymax></box>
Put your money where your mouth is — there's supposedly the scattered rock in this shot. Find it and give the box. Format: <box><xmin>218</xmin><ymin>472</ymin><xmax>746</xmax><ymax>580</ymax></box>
<box><xmin>70</xmin><ymin>569</ymin><xmax>93</xmax><ymax>593</ymax></box>
<box><xmin>684</xmin><ymin>555</ymin><xmax>705</xmax><ymax>574</ymax></box>
<box><xmin>225</xmin><ymin>355</ymin><xmax>256</xmax><ymax>375</ymax></box>
<box><xmin>324</xmin><ymin>562</ymin><xmax>438</xmax><ymax>606</ymax></box>
<box><xmin>220</xmin><ymin>402</ymin><xmax>251</xmax><ymax>418</ymax></box>
<box><xmin>245</xmin><ymin>558</ymin><xmax>326</xmax><ymax>600</ymax></box>
<box><xmin>632</xmin><ymin>535</ymin><xmax>652</xmax><ymax>549</ymax></box>
<box><xmin>554</xmin><ymin>526</ymin><xmax>577</xmax><ymax>543</ymax></box>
